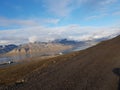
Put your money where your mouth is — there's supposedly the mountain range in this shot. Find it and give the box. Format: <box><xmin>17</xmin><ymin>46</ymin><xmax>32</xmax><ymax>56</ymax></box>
<box><xmin>0</xmin><ymin>36</ymin><xmax>116</xmax><ymax>63</ymax></box>
<box><xmin>3</xmin><ymin>42</ymin><xmax>72</xmax><ymax>61</ymax></box>
<box><xmin>0</xmin><ymin>35</ymin><xmax>115</xmax><ymax>55</ymax></box>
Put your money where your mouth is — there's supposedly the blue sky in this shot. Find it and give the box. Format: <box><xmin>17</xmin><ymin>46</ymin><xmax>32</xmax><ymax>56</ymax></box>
<box><xmin>0</xmin><ymin>0</ymin><xmax>120</xmax><ymax>44</ymax></box>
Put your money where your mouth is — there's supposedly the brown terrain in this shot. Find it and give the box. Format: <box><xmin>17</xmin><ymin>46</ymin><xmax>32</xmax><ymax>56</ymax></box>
<box><xmin>0</xmin><ymin>35</ymin><xmax>120</xmax><ymax>90</ymax></box>
<box><xmin>6</xmin><ymin>43</ymin><xmax>72</xmax><ymax>56</ymax></box>
<box><xmin>3</xmin><ymin>42</ymin><xmax>72</xmax><ymax>61</ymax></box>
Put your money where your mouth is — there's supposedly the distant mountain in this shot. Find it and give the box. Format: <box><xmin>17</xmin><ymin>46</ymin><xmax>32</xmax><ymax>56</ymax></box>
<box><xmin>53</xmin><ymin>38</ymin><xmax>82</xmax><ymax>45</ymax></box>
<box><xmin>53</xmin><ymin>38</ymin><xmax>109</xmax><ymax>52</ymax></box>
<box><xmin>5</xmin><ymin>42</ymin><xmax>72</xmax><ymax>60</ymax></box>
<box><xmin>53</xmin><ymin>38</ymin><xmax>109</xmax><ymax>45</ymax></box>
<box><xmin>0</xmin><ymin>37</ymin><xmax>110</xmax><ymax>56</ymax></box>
<box><xmin>53</xmin><ymin>32</ymin><xmax>120</xmax><ymax>45</ymax></box>
<box><xmin>0</xmin><ymin>44</ymin><xmax>18</xmax><ymax>54</ymax></box>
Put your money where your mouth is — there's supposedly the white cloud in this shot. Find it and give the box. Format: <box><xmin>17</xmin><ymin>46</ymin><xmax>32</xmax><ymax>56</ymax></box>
<box><xmin>68</xmin><ymin>28</ymin><xmax>120</xmax><ymax>41</ymax></box>
<box><xmin>84</xmin><ymin>0</ymin><xmax>119</xmax><ymax>21</ymax></box>
<box><xmin>42</xmin><ymin>0</ymin><xmax>85</xmax><ymax>17</ymax></box>
<box><xmin>29</xmin><ymin>36</ymin><xmax>38</xmax><ymax>43</ymax></box>
<box><xmin>41</xmin><ymin>0</ymin><xmax>119</xmax><ymax>18</ymax></box>
<box><xmin>99</xmin><ymin>0</ymin><xmax>117</xmax><ymax>5</ymax></box>
<box><xmin>85</xmin><ymin>14</ymin><xmax>108</xmax><ymax>20</ymax></box>
<box><xmin>43</xmin><ymin>0</ymin><xmax>71</xmax><ymax>16</ymax></box>
<box><xmin>41</xmin><ymin>18</ymin><xmax>60</xmax><ymax>24</ymax></box>
<box><xmin>97</xmin><ymin>0</ymin><xmax>118</xmax><ymax>14</ymax></box>
<box><xmin>112</xmin><ymin>11</ymin><xmax>120</xmax><ymax>15</ymax></box>
<box><xmin>0</xmin><ymin>17</ymin><xmax>60</xmax><ymax>28</ymax></box>
<box><xmin>0</xmin><ymin>17</ymin><xmax>39</xmax><ymax>27</ymax></box>
<box><xmin>0</xmin><ymin>40</ymin><xmax>11</xmax><ymax>45</ymax></box>
<box><xmin>0</xmin><ymin>25</ymin><xmax>120</xmax><ymax>45</ymax></box>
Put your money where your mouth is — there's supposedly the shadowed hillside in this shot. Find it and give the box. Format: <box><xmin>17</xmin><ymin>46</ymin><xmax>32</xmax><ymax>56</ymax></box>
<box><xmin>0</xmin><ymin>45</ymin><xmax>17</xmax><ymax>55</ymax></box>
<box><xmin>1</xmin><ymin>35</ymin><xmax>120</xmax><ymax>90</ymax></box>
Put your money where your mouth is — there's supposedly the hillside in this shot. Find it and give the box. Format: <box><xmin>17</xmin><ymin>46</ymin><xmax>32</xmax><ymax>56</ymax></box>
<box><xmin>1</xmin><ymin>35</ymin><xmax>120</xmax><ymax>90</ymax></box>
<box><xmin>3</xmin><ymin>42</ymin><xmax>72</xmax><ymax>61</ymax></box>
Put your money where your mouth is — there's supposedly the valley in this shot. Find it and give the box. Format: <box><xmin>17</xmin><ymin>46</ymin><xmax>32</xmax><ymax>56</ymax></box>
<box><xmin>0</xmin><ymin>35</ymin><xmax>120</xmax><ymax>90</ymax></box>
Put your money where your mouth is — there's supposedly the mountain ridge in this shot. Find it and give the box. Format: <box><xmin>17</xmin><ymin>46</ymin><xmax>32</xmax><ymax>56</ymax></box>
<box><xmin>0</xmin><ymin>44</ymin><xmax>18</xmax><ymax>55</ymax></box>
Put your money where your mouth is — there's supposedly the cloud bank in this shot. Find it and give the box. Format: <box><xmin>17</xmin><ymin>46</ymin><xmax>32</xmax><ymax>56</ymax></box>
<box><xmin>0</xmin><ymin>25</ymin><xmax>120</xmax><ymax>45</ymax></box>
<box><xmin>29</xmin><ymin>36</ymin><xmax>38</xmax><ymax>43</ymax></box>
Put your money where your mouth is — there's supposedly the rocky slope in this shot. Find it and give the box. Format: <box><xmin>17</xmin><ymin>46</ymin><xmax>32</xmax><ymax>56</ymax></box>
<box><xmin>5</xmin><ymin>42</ymin><xmax>72</xmax><ymax>58</ymax></box>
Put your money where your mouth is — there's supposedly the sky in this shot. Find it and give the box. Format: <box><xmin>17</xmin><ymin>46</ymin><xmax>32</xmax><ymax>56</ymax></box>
<box><xmin>0</xmin><ymin>0</ymin><xmax>120</xmax><ymax>44</ymax></box>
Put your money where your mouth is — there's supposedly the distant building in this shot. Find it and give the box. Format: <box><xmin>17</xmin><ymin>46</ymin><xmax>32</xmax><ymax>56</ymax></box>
<box><xmin>59</xmin><ymin>52</ymin><xmax>63</xmax><ymax>55</ymax></box>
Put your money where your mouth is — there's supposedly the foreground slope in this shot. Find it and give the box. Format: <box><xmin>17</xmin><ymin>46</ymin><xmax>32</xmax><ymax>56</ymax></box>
<box><xmin>1</xmin><ymin>35</ymin><xmax>120</xmax><ymax>90</ymax></box>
